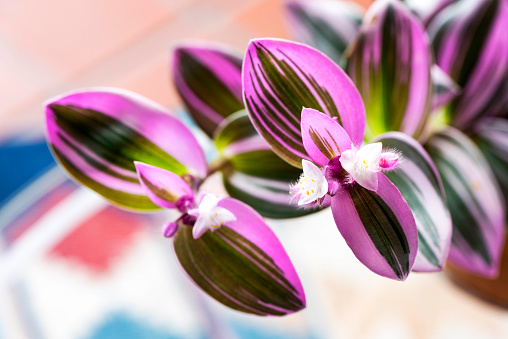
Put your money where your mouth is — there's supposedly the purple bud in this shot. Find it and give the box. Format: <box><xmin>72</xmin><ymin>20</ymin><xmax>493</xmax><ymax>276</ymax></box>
<box><xmin>162</xmin><ymin>221</ymin><xmax>179</xmax><ymax>238</ymax></box>
<box><xmin>176</xmin><ymin>195</ymin><xmax>195</xmax><ymax>213</ymax></box>
<box><xmin>379</xmin><ymin>152</ymin><xmax>400</xmax><ymax>171</ymax></box>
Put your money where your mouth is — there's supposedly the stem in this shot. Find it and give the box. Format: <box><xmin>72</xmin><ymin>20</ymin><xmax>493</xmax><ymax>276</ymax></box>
<box><xmin>195</xmin><ymin>156</ymin><xmax>233</xmax><ymax>191</ymax></box>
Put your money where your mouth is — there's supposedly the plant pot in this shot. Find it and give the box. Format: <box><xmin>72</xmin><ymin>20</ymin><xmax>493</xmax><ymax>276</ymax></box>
<box><xmin>445</xmin><ymin>233</ymin><xmax>508</xmax><ymax>308</ymax></box>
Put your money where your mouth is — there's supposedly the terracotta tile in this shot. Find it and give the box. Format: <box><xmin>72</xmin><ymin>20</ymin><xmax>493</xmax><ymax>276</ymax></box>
<box><xmin>114</xmin><ymin>52</ymin><xmax>178</xmax><ymax>109</ymax></box>
<box><xmin>0</xmin><ymin>0</ymin><xmax>171</xmax><ymax>80</ymax></box>
<box><xmin>234</xmin><ymin>0</ymin><xmax>290</xmax><ymax>39</ymax></box>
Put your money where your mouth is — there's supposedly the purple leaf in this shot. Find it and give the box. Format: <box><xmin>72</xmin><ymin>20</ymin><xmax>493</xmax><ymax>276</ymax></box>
<box><xmin>243</xmin><ymin>38</ymin><xmax>365</xmax><ymax>168</ymax></box>
<box><xmin>301</xmin><ymin>107</ymin><xmax>353</xmax><ymax>166</ymax></box>
<box><xmin>45</xmin><ymin>88</ymin><xmax>207</xmax><ymax>210</ymax></box>
<box><xmin>346</xmin><ymin>0</ymin><xmax>433</xmax><ymax>139</ymax></box>
<box><xmin>426</xmin><ymin>127</ymin><xmax>506</xmax><ymax>277</ymax></box>
<box><xmin>172</xmin><ymin>43</ymin><xmax>244</xmax><ymax>137</ymax></box>
<box><xmin>428</xmin><ymin>0</ymin><xmax>508</xmax><ymax>130</ymax></box>
<box><xmin>173</xmin><ymin>197</ymin><xmax>306</xmax><ymax>316</ymax></box>
<box><xmin>134</xmin><ymin>162</ymin><xmax>193</xmax><ymax>210</ymax></box>
<box><xmin>331</xmin><ymin>173</ymin><xmax>418</xmax><ymax>280</ymax></box>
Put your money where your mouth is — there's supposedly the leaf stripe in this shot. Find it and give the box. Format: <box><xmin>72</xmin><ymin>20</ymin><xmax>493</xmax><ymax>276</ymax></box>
<box><xmin>350</xmin><ymin>186</ymin><xmax>410</xmax><ymax>280</ymax></box>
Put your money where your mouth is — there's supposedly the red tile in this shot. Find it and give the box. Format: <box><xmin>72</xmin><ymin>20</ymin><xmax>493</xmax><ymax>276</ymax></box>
<box><xmin>49</xmin><ymin>206</ymin><xmax>147</xmax><ymax>273</ymax></box>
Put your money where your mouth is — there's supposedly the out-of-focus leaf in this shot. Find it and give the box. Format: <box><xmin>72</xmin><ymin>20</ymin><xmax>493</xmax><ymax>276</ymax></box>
<box><xmin>346</xmin><ymin>0</ymin><xmax>433</xmax><ymax>140</ymax></box>
<box><xmin>474</xmin><ymin>118</ymin><xmax>508</xmax><ymax>210</ymax></box>
<box><xmin>428</xmin><ymin>0</ymin><xmax>508</xmax><ymax>130</ymax></box>
<box><xmin>374</xmin><ymin>132</ymin><xmax>452</xmax><ymax>272</ymax></box>
<box><xmin>173</xmin><ymin>198</ymin><xmax>306</xmax><ymax>315</ymax></box>
<box><xmin>331</xmin><ymin>173</ymin><xmax>418</xmax><ymax>281</ymax></box>
<box><xmin>285</xmin><ymin>0</ymin><xmax>364</xmax><ymax>67</ymax></box>
<box><xmin>243</xmin><ymin>38</ymin><xmax>365</xmax><ymax>168</ymax></box>
<box><xmin>426</xmin><ymin>127</ymin><xmax>506</xmax><ymax>277</ymax></box>
<box><xmin>172</xmin><ymin>43</ymin><xmax>243</xmax><ymax>137</ymax></box>
<box><xmin>45</xmin><ymin>88</ymin><xmax>206</xmax><ymax>211</ymax></box>
<box><xmin>404</xmin><ymin>0</ymin><xmax>456</xmax><ymax>26</ymax></box>
<box><xmin>431</xmin><ymin>65</ymin><xmax>461</xmax><ymax>112</ymax></box>
<box><xmin>215</xmin><ymin>111</ymin><xmax>316</xmax><ymax>218</ymax></box>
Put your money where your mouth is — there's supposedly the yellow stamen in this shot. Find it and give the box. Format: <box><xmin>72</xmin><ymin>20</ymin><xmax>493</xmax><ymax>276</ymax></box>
<box><xmin>311</xmin><ymin>189</ymin><xmax>314</xmax><ymax>193</ymax></box>
<box><xmin>306</xmin><ymin>191</ymin><xmax>309</xmax><ymax>195</ymax></box>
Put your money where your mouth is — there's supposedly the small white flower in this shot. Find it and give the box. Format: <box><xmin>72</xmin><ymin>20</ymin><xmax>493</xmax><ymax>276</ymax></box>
<box><xmin>339</xmin><ymin>142</ymin><xmax>399</xmax><ymax>191</ymax></box>
<box><xmin>340</xmin><ymin>142</ymin><xmax>383</xmax><ymax>191</ymax></box>
<box><xmin>290</xmin><ymin>160</ymin><xmax>328</xmax><ymax>205</ymax></box>
<box><xmin>189</xmin><ymin>193</ymin><xmax>236</xmax><ymax>239</ymax></box>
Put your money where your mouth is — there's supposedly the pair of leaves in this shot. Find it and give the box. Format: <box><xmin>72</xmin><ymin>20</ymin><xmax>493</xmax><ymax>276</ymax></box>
<box><xmin>172</xmin><ymin>44</ymin><xmax>315</xmax><ymax>219</ymax></box>
<box><xmin>428</xmin><ymin>0</ymin><xmax>508</xmax><ymax>130</ymax></box>
<box><xmin>46</xmin><ymin>89</ymin><xmax>306</xmax><ymax>316</ymax></box>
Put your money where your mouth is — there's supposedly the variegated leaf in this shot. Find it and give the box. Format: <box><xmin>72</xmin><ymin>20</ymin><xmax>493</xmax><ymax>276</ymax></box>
<box><xmin>172</xmin><ymin>43</ymin><xmax>243</xmax><ymax>137</ymax></box>
<box><xmin>243</xmin><ymin>38</ymin><xmax>365</xmax><ymax>168</ymax></box>
<box><xmin>285</xmin><ymin>0</ymin><xmax>364</xmax><ymax>67</ymax></box>
<box><xmin>431</xmin><ymin>65</ymin><xmax>461</xmax><ymax>112</ymax></box>
<box><xmin>474</xmin><ymin>118</ymin><xmax>508</xmax><ymax>211</ymax></box>
<box><xmin>426</xmin><ymin>127</ymin><xmax>506</xmax><ymax>277</ymax></box>
<box><xmin>428</xmin><ymin>0</ymin><xmax>508</xmax><ymax>130</ymax></box>
<box><xmin>331</xmin><ymin>173</ymin><xmax>418</xmax><ymax>280</ymax></box>
<box><xmin>173</xmin><ymin>198</ymin><xmax>306</xmax><ymax>315</ymax></box>
<box><xmin>346</xmin><ymin>0</ymin><xmax>433</xmax><ymax>140</ymax></box>
<box><xmin>45</xmin><ymin>88</ymin><xmax>207</xmax><ymax>211</ymax></box>
<box><xmin>373</xmin><ymin>132</ymin><xmax>452</xmax><ymax>272</ymax></box>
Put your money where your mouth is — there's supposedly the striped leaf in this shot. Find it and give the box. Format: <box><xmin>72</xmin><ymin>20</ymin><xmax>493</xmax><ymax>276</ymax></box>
<box><xmin>172</xmin><ymin>43</ymin><xmax>243</xmax><ymax>137</ymax></box>
<box><xmin>428</xmin><ymin>0</ymin><xmax>508</xmax><ymax>130</ymax></box>
<box><xmin>173</xmin><ymin>198</ymin><xmax>306</xmax><ymax>315</ymax></box>
<box><xmin>331</xmin><ymin>173</ymin><xmax>418</xmax><ymax>280</ymax></box>
<box><xmin>474</xmin><ymin>118</ymin><xmax>508</xmax><ymax>211</ymax></box>
<box><xmin>45</xmin><ymin>88</ymin><xmax>207</xmax><ymax>211</ymax></box>
<box><xmin>346</xmin><ymin>0</ymin><xmax>433</xmax><ymax>140</ymax></box>
<box><xmin>284</xmin><ymin>0</ymin><xmax>364</xmax><ymax>67</ymax></box>
<box><xmin>431</xmin><ymin>65</ymin><xmax>461</xmax><ymax>112</ymax></box>
<box><xmin>404</xmin><ymin>0</ymin><xmax>456</xmax><ymax>26</ymax></box>
<box><xmin>373</xmin><ymin>132</ymin><xmax>452</xmax><ymax>272</ymax></box>
<box><xmin>243</xmin><ymin>38</ymin><xmax>365</xmax><ymax>168</ymax></box>
<box><xmin>425</xmin><ymin>128</ymin><xmax>506</xmax><ymax>277</ymax></box>
<box><xmin>215</xmin><ymin>111</ymin><xmax>317</xmax><ymax>218</ymax></box>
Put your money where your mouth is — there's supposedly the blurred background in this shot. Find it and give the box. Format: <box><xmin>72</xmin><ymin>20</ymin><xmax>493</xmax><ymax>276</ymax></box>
<box><xmin>0</xmin><ymin>0</ymin><xmax>507</xmax><ymax>338</ymax></box>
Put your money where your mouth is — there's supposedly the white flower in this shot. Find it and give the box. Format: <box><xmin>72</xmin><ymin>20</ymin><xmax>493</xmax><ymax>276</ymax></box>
<box><xmin>188</xmin><ymin>193</ymin><xmax>236</xmax><ymax>239</ymax></box>
<box><xmin>290</xmin><ymin>160</ymin><xmax>328</xmax><ymax>205</ymax></box>
<box><xmin>340</xmin><ymin>142</ymin><xmax>383</xmax><ymax>191</ymax></box>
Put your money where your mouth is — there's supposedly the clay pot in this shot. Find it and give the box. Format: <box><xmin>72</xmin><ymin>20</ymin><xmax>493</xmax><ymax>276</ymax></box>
<box><xmin>446</xmin><ymin>234</ymin><xmax>508</xmax><ymax>308</ymax></box>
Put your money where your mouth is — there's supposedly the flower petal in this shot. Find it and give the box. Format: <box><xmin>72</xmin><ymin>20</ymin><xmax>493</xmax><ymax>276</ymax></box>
<box><xmin>346</xmin><ymin>0</ymin><xmax>433</xmax><ymax>139</ymax></box>
<box><xmin>426</xmin><ymin>128</ymin><xmax>506</xmax><ymax>277</ymax></box>
<box><xmin>45</xmin><ymin>88</ymin><xmax>207</xmax><ymax>210</ymax></box>
<box><xmin>285</xmin><ymin>0</ymin><xmax>364</xmax><ymax>67</ymax></box>
<box><xmin>331</xmin><ymin>173</ymin><xmax>418</xmax><ymax>280</ymax></box>
<box><xmin>301</xmin><ymin>107</ymin><xmax>353</xmax><ymax>166</ymax></box>
<box><xmin>428</xmin><ymin>0</ymin><xmax>508</xmax><ymax>130</ymax></box>
<box><xmin>373</xmin><ymin>132</ymin><xmax>452</xmax><ymax>272</ymax></box>
<box><xmin>172</xmin><ymin>43</ymin><xmax>244</xmax><ymax>137</ymax></box>
<box><xmin>357</xmin><ymin>142</ymin><xmax>382</xmax><ymax>165</ymax></box>
<box><xmin>134</xmin><ymin>162</ymin><xmax>193</xmax><ymax>209</ymax></box>
<box><xmin>174</xmin><ymin>198</ymin><xmax>306</xmax><ymax>316</ymax></box>
<box><xmin>243</xmin><ymin>38</ymin><xmax>365</xmax><ymax>168</ymax></box>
